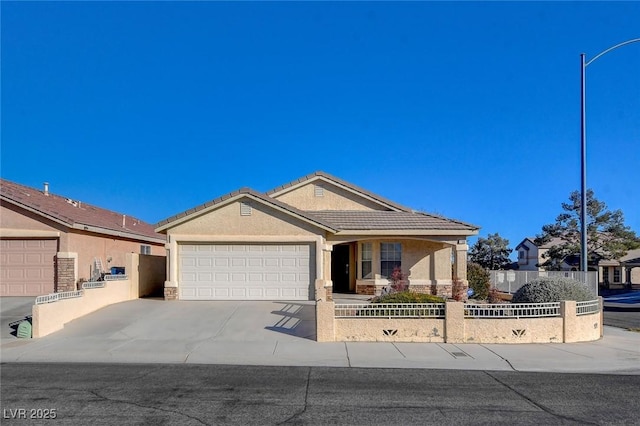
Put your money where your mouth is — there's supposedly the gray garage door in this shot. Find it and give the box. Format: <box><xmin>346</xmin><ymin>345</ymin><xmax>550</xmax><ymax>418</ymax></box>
<box><xmin>0</xmin><ymin>239</ymin><xmax>56</xmax><ymax>296</ymax></box>
<box><xmin>179</xmin><ymin>243</ymin><xmax>315</xmax><ymax>300</ymax></box>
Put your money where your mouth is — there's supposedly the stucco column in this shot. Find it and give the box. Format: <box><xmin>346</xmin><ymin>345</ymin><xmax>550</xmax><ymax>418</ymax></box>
<box><xmin>454</xmin><ymin>244</ymin><xmax>468</xmax><ymax>282</ymax></box>
<box><xmin>320</xmin><ymin>244</ymin><xmax>333</xmax><ymax>301</ymax></box>
<box><xmin>164</xmin><ymin>240</ymin><xmax>178</xmax><ymax>301</ymax></box>
<box><xmin>445</xmin><ymin>301</ymin><xmax>465</xmax><ymax>343</ymax></box>
<box><xmin>315</xmin><ymin>301</ymin><xmax>335</xmax><ymax>342</ymax></box>
<box><xmin>561</xmin><ymin>300</ymin><xmax>577</xmax><ymax>343</ymax></box>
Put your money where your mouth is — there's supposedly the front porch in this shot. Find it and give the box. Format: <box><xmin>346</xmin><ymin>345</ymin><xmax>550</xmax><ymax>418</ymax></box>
<box><xmin>325</xmin><ymin>238</ymin><xmax>468</xmax><ymax>299</ymax></box>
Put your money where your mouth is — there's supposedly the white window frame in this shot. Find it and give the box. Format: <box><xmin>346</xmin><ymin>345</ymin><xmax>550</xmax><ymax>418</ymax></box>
<box><xmin>380</xmin><ymin>242</ymin><xmax>402</xmax><ymax>278</ymax></box>
<box><xmin>360</xmin><ymin>242</ymin><xmax>372</xmax><ymax>279</ymax></box>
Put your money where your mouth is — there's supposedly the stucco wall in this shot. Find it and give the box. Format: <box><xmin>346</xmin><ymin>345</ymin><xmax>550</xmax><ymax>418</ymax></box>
<box><xmin>317</xmin><ymin>300</ymin><xmax>603</xmax><ymax>344</ymax></box>
<box><xmin>273</xmin><ymin>182</ymin><xmax>388</xmax><ymax>211</ymax></box>
<box><xmin>1</xmin><ymin>203</ymin><xmax>66</xmax><ymax>234</ymax></box>
<box><xmin>68</xmin><ymin>231</ymin><xmax>163</xmax><ymax>281</ymax></box>
<box><xmin>335</xmin><ymin>318</ymin><xmax>445</xmax><ymax>342</ymax></box>
<box><xmin>32</xmin><ymin>280</ymin><xmax>134</xmax><ymax>337</ymax></box>
<box><xmin>167</xmin><ymin>198</ymin><xmax>324</xmax><ymax>237</ymax></box>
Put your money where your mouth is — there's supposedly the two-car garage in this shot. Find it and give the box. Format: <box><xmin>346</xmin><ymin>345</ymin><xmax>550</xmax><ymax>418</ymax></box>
<box><xmin>178</xmin><ymin>243</ymin><xmax>315</xmax><ymax>301</ymax></box>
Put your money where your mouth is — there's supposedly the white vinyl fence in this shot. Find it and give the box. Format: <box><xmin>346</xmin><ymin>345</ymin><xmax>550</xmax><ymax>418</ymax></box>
<box><xmin>489</xmin><ymin>270</ymin><xmax>598</xmax><ymax>296</ymax></box>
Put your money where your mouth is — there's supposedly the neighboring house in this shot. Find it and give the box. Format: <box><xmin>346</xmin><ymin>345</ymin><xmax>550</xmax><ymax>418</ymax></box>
<box><xmin>514</xmin><ymin>237</ymin><xmax>574</xmax><ymax>271</ymax></box>
<box><xmin>599</xmin><ymin>248</ymin><xmax>640</xmax><ymax>287</ymax></box>
<box><xmin>156</xmin><ymin>171</ymin><xmax>479</xmax><ymax>301</ymax></box>
<box><xmin>0</xmin><ymin>178</ymin><xmax>165</xmax><ymax>296</ymax></box>
<box><xmin>515</xmin><ymin>237</ymin><xmax>640</xmax><ymax>286</ymax></box>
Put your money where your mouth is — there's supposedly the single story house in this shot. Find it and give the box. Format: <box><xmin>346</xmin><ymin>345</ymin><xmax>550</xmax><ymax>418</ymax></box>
<box><xmin>156</xmin><ymin>171</ymin><xmax>479</xmax><ymax>301</ymax></box>
<box><xmin>1</xmin><ymin>178</ymin><xmax>165</xmax><ymax>296</ymax></box>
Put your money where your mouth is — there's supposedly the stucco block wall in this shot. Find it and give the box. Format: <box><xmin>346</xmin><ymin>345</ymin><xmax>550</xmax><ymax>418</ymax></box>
<box><xmin>272</xmin><ymin>182</ymin><xmax>388</xmax><ymax>211</ymax></box>
<box><xmin>167</xmin><ymin>199</ymin><xmax>323</xmax><ymax>237</ymax></box>
<box><xmin>335</xmin><ymin>318</ymin><xmax>445</xmax><ymax>342</ymax></box>
<box><xmin>318</xmin><ymin>300</ymin><xmax>602</xmax><ymax>344</ymax></box>
<box><xmin>463</xmin><ymin>318</ymin><xmax>564</xmax><ymax>343</ymax></box>
<box><xmin>31</xmin><ymin>280</ymin><xmax>134</xmax><ymax>338</ymax></box>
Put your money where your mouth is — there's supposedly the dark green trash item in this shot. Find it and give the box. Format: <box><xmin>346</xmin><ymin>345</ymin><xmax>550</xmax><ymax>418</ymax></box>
<box><xmin>17</xmin><ymin>320</ymin><xmax>32</xmax><ymax>339</ymax></box>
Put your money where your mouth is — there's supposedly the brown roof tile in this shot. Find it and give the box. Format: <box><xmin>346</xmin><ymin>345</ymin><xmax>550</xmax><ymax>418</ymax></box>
<box><xmin>308</xmin><ymin>210</ymin><xmax>479</xmax><ymax>231</ymax></box>
<box><xmin>1</xmin><ymin>178</ymin><xmax>164</xmax><ymax>242</ymax></box>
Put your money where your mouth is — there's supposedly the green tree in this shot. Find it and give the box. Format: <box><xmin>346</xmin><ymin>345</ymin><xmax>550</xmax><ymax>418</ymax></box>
<box><xmin>468</xmin><ymin>233</ymin><xmax>512</xmax><ymax>270</ymax></box>
<box><xmin>535</xmin><ymin>189</ymin><xmax>640</xmax><ymax>269</ymax></box>
<box><xmin>467</xmin><ymin>262</ymin><xmax>491</xmax><ymax>299</ymax></box>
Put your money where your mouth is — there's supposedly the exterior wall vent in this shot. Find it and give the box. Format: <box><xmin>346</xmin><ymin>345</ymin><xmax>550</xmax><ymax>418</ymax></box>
<box><xmin>240</xmin><ymin>202</ymin><xmax>252</xmax><ymax>216</ymax></box>
<box><xmin>314</xmin><ymin>185</ymin><xmax>324</xmax><ymax>197</ymax></box>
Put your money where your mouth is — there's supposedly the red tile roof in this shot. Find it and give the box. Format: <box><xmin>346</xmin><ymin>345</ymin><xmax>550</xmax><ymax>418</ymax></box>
<box><xmin>1</xmin><ymin>178</ymin><xmax>164</xmax><ymax>243</ymax></box>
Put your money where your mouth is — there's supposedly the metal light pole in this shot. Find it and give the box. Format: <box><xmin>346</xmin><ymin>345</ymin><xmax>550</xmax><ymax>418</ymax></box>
<box><xmin>579</xmin><ymin>38</ymin><xmax>640</xmax><ymax>272</ymax></box>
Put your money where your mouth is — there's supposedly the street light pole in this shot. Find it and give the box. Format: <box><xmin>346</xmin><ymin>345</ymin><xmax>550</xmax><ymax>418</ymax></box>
<box><xmin>579</xmin><ymin>38</ymin><xmax>640</xmax><ymax>273</ymax></box>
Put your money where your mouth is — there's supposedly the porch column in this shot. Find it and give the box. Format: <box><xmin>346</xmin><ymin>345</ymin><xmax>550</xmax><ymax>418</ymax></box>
<box><xmin>454</xmin><ymin>243</ymin><xmax>468</xmax><ymax>282</ymax></box>
<box><xmin>315</xmin><ymin>244</ymin><xmax>333</xmax><ymax>301</ymax></box>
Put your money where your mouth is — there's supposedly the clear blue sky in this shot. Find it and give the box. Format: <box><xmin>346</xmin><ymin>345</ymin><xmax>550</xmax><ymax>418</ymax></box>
<box><xmin>2</xmin><ymin>1</ymin><xmax>639</xmax><ymax>256</ymax></box>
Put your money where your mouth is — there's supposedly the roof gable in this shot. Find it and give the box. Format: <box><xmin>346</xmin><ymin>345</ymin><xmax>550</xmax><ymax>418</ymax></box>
<box><xmin>266</xmin><ymin>171</ymin><xmax>410</xmax><ymax>212</ymax></box>
<box><xmin>155</xmin><ymin>187</ymin><xmax>337</xmax><ymax>233</ymax></box>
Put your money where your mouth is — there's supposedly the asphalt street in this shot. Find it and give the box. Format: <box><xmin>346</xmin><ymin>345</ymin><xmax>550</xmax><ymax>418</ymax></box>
<box><xmin>1</xmin><ymin>363</ymin><xmax>638</xmax><ymax>425</ymax></box>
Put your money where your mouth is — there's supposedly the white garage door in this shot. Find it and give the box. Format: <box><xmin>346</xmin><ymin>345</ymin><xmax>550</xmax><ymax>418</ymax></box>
<box><xmin>0</xmin><ymin>239</ymin><xmax>56</xmax><ymax>296</ymax></box>
<box><xmin>179</xmin><ymin>243</ymin><xmax>315</xmax><ymax>300</ymax></box>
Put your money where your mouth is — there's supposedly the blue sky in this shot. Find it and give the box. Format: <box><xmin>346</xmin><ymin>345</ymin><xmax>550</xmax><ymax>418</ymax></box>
<box><xmin>2</xmin><ymin>1</ymin><xmax>639</xmax><ymax>256</ymax></box>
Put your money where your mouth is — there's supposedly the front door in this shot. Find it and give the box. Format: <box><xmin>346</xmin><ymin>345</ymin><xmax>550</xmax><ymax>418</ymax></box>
<box><xmin>331</xmin><ymin>244</ymin><xmax>351</xmax><ymax>293</ymax></box>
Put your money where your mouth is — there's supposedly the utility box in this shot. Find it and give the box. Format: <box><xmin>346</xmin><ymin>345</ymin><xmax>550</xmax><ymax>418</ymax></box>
<box><xmin>17</xmin><ymin>320</ymin><xmax>32</xmax><ymax>338</ymax></box>
<box><xmin>110</xmin><ymin>266</ymin><xmax>125</xmax><ymax>275</ymax></box>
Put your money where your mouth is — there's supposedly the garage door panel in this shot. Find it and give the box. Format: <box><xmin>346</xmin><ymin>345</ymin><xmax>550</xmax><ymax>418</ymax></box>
<box><xmin>1</xmin><ymin>239</ymin><xmax>56</xmax><ymax>296</ymax></box>
<box><xmin>179</xmin><ymin>243</ymin><xmax>315</xmax><ymax>300</ymax></box>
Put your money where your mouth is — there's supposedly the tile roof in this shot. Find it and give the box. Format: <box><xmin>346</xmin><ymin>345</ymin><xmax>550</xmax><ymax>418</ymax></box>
<box><xmin>265</xmin><ymin>171</ymin><xmax>411</xmax><ymax>212</ymax></box>
<box><xmin>307</xmin><ymin>210</ymin><xmax>479</xmax><ymax>231</ymax></box>
<box><xmin>1</xmin><ymin>178</ymin><xmax>164</xmax><ymax>242</ymax></box>
<box><xmin>155</xmin><ymin>187</ymin><xmax>338</xmax><ymax>232</ymax></box>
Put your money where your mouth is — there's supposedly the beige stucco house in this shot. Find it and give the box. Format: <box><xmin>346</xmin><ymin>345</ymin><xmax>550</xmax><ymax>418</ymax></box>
<box><xmin>0</xmin><ymin>178</ymin><xmax>165</xmax><ymax>296</ymax></box>
<box><xmin>156</xmin><ymin>172</ymin><xmax>479</xmax><ymax>301</ymax></box>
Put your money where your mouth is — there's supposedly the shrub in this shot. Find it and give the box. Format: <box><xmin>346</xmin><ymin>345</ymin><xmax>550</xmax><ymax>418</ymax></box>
<box><xmin>467</xmin><ymin>262</ymin><xmax>490</xmax><ymax>300</ymax></box>
<box><xmin>388</xmin><ymin>266</ymin><xmax>408</xmax><ymax>293</ymax></box>
<box><xmin>511</xmin><ymin>276</ymin><xmax>595</xmax><ymax>303</ymax></box>
<box><xmin>372</xmin><ymin>291</ymin><xmax>445</xmax><ymax>304</ymax></box>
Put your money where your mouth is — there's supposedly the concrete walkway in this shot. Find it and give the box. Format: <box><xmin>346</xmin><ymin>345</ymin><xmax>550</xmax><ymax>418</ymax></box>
<box><xmin>1</xmin><ymin>298</ymin><xmax>639</xmax><ymax>374</ymax></box>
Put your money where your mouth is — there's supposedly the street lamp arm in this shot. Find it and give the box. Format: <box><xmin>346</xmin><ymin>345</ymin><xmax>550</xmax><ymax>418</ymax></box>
<box><xmin>585</xmin><ymin>38</ymin><xmax>640</xmax><ymax>67</ymax></box>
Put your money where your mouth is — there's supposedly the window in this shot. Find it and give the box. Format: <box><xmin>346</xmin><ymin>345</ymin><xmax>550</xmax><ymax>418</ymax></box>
<box><xmin>602</xmin><ymin>267</ymin><xmax>609</xmax><ymax>283</ymax></box>
<box><xmin>240</xmin><ymin>202</ymin><xmax>252</xmax><ymax>216</ymax></box>
<box><xmin>380</xmin><ymin>243</ymin><xmax>401</xmax><ymax>278</ymax></box>
<box><xmin>140</xmin><ymin>245</ymin><xmax>151</xmax><ymax>255</ymax></box>
<box><xmin>360</xmin><ymin>243</ymin><xmax>372</xmax><ymax>279</ymax></box>
<box><xmin>518</xmin><ymin>250</ymin><xmax>525</xmax><ymax>260</ymax></box>
<box><xmin>613</xmin><ymin>267</ymin><xmax>621</xmax><ymax>283</ymax></box>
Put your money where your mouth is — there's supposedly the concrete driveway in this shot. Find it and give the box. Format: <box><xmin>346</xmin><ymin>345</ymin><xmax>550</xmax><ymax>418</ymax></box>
<box><xmin>0</xmin><ymin>299</ymin><xmax>329</xmax><ymax>366</ymax></box>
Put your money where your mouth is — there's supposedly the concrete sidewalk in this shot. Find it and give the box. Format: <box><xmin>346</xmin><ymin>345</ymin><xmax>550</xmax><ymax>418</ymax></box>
<box><xmin>1</xmin><ymin>298</ymin><xmax>639</xmax><ymax>374</ymax></box>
